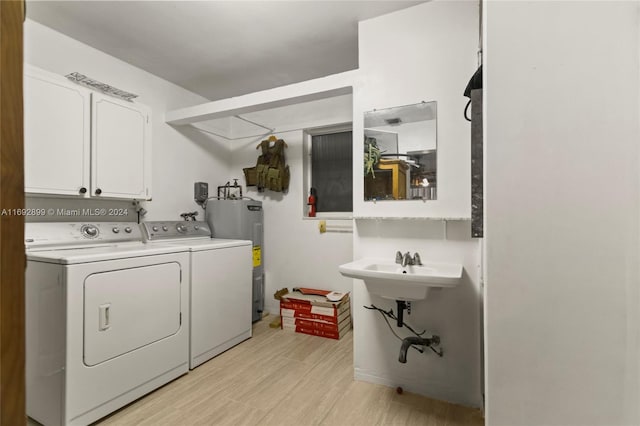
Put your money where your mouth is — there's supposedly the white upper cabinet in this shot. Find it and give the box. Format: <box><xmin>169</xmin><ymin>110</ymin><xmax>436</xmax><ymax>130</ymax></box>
<box><xmin>91</xmin><ymin>93</ymin><xmax>151</xmax><ymax>199</ymax></box>
<box><xmin>24</xmin><ymin>65</ymin><xmax>91</xmax><ymax>196</ymax></box>
<box><xmin>24</xmin><ymin>65</ymin><xmax>152</xmax><ymax>200</ymax></box>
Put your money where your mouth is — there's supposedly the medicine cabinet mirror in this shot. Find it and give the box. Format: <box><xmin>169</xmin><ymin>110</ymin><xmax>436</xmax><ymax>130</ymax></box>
<box><xmin>364</xmin><ymin>101</ymin><xmax>437</xmax><ymax>201</ymax></box>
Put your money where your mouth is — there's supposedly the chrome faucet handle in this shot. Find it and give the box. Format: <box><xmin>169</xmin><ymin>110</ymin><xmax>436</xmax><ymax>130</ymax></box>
<box><xmin>413</xmin><ymin>253</ymin><xmax>422</xmax><ymax>266</ymax></box>
<box><xmin>402</xmin><ymin>252</ymin><xmax>413</xmax><ymax>267</ymax></box>
<box><xmin>395</xmin><ymin>251</ymin><xmax>403</xmax><ymax>264</ymax></box>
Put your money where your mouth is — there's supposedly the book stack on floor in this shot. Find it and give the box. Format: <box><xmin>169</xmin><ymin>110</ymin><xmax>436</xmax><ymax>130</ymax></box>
<box><xmin>280</xmin><ymin>288</ymin><xmax>351</xmax><ymax>340</ymax></box>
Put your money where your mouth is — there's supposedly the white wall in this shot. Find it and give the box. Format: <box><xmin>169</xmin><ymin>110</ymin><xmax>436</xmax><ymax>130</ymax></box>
<box><xmin>352</xmin><ymin>1</ymin><xmax>482</xmax><ymax>407</ymax></box>
<box><xmin>353</xmin><ymin>0</ymin><xmax>478</xmax><ymax>219</ymax></box>
<box><xmin>24</xmin><ymin>19</ymin><xmax>231</xmax><ymax>221</ymax></box>
<box><xmin>485</xmin><ymin>2</ymin><xmax>640</xmax><ymax>425</ymax></box>
<box><xmin>229</xmin><ymin>96</ymin><xmax>354</xmax><ymax>314</ymax></box>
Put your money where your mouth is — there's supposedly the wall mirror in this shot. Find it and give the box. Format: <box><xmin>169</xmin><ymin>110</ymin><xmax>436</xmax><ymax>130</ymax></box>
<box><xmin>364</xmin><ymin>101</ymin><xmax>437</xmax><ymax>201</ymax></box>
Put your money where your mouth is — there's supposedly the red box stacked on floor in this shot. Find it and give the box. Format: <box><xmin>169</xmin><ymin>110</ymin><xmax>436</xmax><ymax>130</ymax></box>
<box><xmin>280</xmin><ymin>288</ymin><xmax>351</xmax><ymax>340</ymax></box>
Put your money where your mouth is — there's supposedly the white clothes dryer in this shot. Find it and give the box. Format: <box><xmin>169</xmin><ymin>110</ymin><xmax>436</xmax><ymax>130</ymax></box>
<box><xmin>25</xmin><ymin>222</ymin><xmax>190</xmax><ymax>426</ymax></box>
<box><xmin>142</xmin><ymin>221</ymin><xmax>253</xmax><ymax>369</ymax></box>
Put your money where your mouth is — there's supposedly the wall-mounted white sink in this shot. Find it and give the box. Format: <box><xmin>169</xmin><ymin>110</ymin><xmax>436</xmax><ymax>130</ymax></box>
<box><xmin>338</xmin><ymin>258</ymin><xmax>463</xmax><ymax>301</ymax></box>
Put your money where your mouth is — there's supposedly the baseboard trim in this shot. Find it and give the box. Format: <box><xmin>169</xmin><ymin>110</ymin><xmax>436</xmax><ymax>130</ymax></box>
<box><xmin>354</xmin><ymin>369</ymin><xmax>481</xmax><ymax>409</ymax></box>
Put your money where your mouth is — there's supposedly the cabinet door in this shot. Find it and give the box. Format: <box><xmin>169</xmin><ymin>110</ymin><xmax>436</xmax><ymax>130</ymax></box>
<box><xmin>24</xmin><ymin>65</ymin><xmax>91</xmax><ymax>196</ymax></box>
<box><xmin>91</xmin><ymin>93</ymin><xmax>151</xmax><ymax>199</ymax></box>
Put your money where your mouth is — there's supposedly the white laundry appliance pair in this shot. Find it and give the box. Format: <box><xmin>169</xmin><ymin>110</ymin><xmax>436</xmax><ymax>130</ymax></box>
<box><xmin>25</xmin><ymin>222</ymin><xmax>190</xmax><ymax>426</ymax></box>
<box><xmin>141</xmin><ymin>221</ymin><xmax>253</xmax><ymax>369</ymax></box>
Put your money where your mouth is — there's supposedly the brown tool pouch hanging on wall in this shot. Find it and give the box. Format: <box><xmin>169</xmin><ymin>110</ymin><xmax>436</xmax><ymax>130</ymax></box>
<box><xmin>243</xmin><ymin>167</ymin><xmax>257</xmax><ymax>186</ymax></box>
<box><xmin>257</xmin><ymin>163</ymin><xmax>269</xmax><ymax>189</ymax></box>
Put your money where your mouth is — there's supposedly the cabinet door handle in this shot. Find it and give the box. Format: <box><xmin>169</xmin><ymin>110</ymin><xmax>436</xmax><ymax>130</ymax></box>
<box><xmin>95</xmin><ymin>188</ymin><xmax>102</xmax><ymax>195</ymax></box>
<box><xmin>79</xmin><ymin>187</ymin><xmax>87</xmax><ymax>194</ymax></box>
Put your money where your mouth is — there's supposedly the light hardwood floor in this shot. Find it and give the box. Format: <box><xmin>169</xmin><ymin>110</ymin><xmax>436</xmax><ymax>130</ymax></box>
<box><xmin>86</xmin><ymin>316</ymin><xmax>483</xmax><ymax>425</ymax></box>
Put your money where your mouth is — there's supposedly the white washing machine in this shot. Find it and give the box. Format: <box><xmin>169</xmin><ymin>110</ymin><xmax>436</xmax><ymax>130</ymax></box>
<box><xmin>25</xmin><ymin>222</ymin><xmax>190</xmax><ymax>426</ymax></box>
<box><xmin>142</xmin><ymin>221</ymin><xmax>253</xmax><ymax>369</ymax></box>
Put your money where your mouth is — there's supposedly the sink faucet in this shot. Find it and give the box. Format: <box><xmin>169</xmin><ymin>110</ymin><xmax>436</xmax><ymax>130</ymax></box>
<box><xmin>396</xmin><ymin>251</ymin><xmax>422</xmax><ymax>267</ymax></box>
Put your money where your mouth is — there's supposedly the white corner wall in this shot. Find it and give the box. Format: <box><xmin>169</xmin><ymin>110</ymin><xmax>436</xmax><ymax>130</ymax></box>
<box><xmin>353</xmin><ymin>0</ymin><xmax>479</xmax><ymax>219</ymax></box>
<box><xmin>229</xmin><ymin>96</ymin><xmax>354</xmax><ymax>314</ymax></box>
<box><xmin>24</xmin><ymin>19</ymin><xmax>231</xmax><ymax>220</ymax></box>
<box><xmin>352</xmin><ymin>1</ymin><xmax>483</xmax><ymax>407</ymax></box>
<box><xmin>485</xmin><ymin>2</ymin><xmax>640</xmax><ymax>425</ymax></box>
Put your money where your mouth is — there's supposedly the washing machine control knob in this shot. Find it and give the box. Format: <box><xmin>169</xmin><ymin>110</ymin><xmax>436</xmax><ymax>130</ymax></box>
<box><xmin>124</xmin><ymin>227</ymin><xmax>132</xmax><ymax>233</ymax></box>
<box><xmin>152</xmin><ymin>226</ymin><xmax>159</xmax><ymax>232</ymax></box>
<box><xmin>176</xmin><ymin>224</ymin><xmax>187</xmax><ymax>233</ymax></box>
<box><xmin>81</xmin><ymin>224</ymin><xmax>99</xmax><ymax>238</ymax></box>
<box><xmin>162</xmin><ymin>226</ymin><xmax>168</xmax><ymax>231</ymax></box>
<box><xmin>112</xmin><ymin>227</ymin><xmax>120</xmax><ymax>233</ymax></box>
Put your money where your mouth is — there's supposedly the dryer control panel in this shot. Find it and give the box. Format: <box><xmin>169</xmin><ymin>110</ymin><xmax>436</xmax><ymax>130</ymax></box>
<box><xmin>25</xmin><ymin>222</ymin><xmax>142</xmax><ymax>249</ymax></box>
<box><xmin>142</xmin><ymin>221</ymin><xmax>212</xmax><ymax>241</ymax></box>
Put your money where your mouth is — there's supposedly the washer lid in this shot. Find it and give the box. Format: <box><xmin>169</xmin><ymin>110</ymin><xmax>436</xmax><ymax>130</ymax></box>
<box><xmin>163</xmin><ymin>238</ymin><xmax>252</xmax><ymax>252</ymax></box>
<box><xmin>26</xmin><ymin>242</ymin><xmax>188</xmax><ymax>264</ymax></box>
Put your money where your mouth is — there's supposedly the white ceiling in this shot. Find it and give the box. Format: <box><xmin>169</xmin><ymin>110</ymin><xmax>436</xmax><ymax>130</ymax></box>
<box><xmin>26</xmin><ymin>1</ymin><xmax>425</xmax><ymax>101</ymax></box>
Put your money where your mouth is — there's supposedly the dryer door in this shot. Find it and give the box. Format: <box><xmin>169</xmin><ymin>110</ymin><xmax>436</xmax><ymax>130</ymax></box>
<box><xmin>84</xmin><ymin>262</ymin><xmax>181</xmax><ymax>366</ymax></box>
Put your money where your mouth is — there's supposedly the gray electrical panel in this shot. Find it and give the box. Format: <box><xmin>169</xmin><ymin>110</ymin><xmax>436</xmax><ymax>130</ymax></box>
<box><xmin>194</xmin><ymin>182</ymin><xmax>209</xmax><ymax>206</ymax></box>
<box><xmin>206</xmin><ymin>199</ymin><xmax>264</xmax><ymax>322</ymax></box>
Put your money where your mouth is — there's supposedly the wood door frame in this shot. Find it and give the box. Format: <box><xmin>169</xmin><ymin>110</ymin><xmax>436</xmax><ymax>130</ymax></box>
<box><xmin>0</xmin><ymin>1</ymin><xmax>26</xmax><ymax>424</ymax></box>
